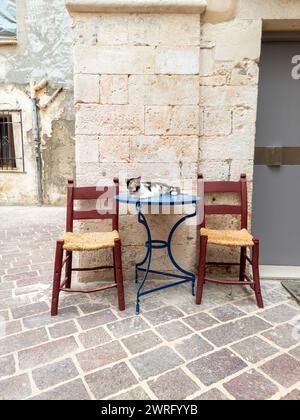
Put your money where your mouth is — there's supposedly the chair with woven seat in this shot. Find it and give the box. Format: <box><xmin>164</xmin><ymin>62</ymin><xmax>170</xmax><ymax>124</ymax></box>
<box><xmin>196</xmin><ymin>174</ymin><xmax>264</xmax><ymax>308</ymax></box>
<box><xmin>51</xmin><ymin>178</ymin><xmax>125</xmax><ymax>316</ymax></box>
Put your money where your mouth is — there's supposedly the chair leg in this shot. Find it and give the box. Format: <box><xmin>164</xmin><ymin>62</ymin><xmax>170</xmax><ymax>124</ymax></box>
<box><xmin>51</xmin><ymin>240</ymin><xmax>64</xmax><ymax>316</ymax></box>
<box><xmin>196</xmin><ymin>235</ymin><xmax>208</xmax><ymax>305</ymax></box>
<box><xmin>252</xmin><ymin>238</ymin><xmax>264</xmax><ymax>309</ymax></box>
<box><xmin>239</xmin><ymin>246</ymin><xmax>247</xmax><ymax>281</ymax></box>
<box><xmin>113</xmin><ymin>248</ymin><xmax>117</xmax><ymax>284</ymax></box>
<box><xmin>114</xmin><ymin>239</ymin><xmax>125</xmax><ymax>311</ymax></box>
<box><xmin>65</xmin><ymin>251</ymin><xmax>73</xmax><ymax>289</ymax></box>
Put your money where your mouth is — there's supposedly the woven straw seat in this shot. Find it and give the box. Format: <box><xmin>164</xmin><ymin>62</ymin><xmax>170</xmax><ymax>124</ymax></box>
<box><xmin>61</xmin><ymin>231</ymin><xmax>120</xmax><ymax>251</ymax></box>
<box><xmin>200</xmin><ymin>228</ymin><xmax>254</xmax><ymax>247</ymax></box>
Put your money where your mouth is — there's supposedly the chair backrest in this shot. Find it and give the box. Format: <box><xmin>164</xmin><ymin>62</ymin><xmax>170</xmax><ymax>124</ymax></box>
<box><xmin>198</xmin><ymin>174</ymin><xmax>248</xmax><ymax>230</ymax></box>
<box><xmin>66</xmin><ymin>178</ymin><xmax>120</xmax><ymax>232</ymax></box>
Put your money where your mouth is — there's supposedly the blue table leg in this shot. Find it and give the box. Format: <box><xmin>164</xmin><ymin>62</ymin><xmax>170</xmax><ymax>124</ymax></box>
<box><xmin>135</xmin><ymin>204</ymin><xmax>153</xmax><ymax>315</ymax></box>
<box><xmin>135</xmin><ymin>203</ymin><xmax>197</xmax><ymax>314</ymax></box>
<box><xmin>167</xmin><ymin>207</ymin><xmax>197</xmax><ymax>296</ymax></box>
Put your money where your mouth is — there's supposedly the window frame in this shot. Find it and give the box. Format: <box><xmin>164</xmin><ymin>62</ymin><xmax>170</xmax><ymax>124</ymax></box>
<box><xmin>0</xmin><ymin>110</ymin><xmax>25</xmax><ymax>173</ymax></box>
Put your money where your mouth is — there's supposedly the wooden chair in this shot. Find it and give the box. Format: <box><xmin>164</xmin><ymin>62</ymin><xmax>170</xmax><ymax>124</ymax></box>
<box><xmin>196</xmin><ymin>174</ymin><xmax>264</xmax><ymax>308</ymax></box>
<box><xmin>51</xmin><ymin>178</ymin><xmax>125</xmax><ymax>316</ymax></box>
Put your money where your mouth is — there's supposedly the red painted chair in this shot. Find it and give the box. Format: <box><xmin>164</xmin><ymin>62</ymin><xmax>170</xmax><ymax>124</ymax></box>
<box><xmin>51</xmin><ymin>178</ymin><xmax>125</xmax><ymax>316</ymax></box>
<box><xmin>196</xmin><ymin>174</ymin><xmax>264</xmax><ymax>308</ymax></box>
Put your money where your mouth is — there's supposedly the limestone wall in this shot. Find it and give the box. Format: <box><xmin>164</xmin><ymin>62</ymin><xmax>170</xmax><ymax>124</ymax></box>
<box><xmin>67</xmin><ymin>0</ymin><xmax>300</xmax><ymax>281</ymax></box>
<box><xmin>69</xmin><ymin>2</ymin><xmax>204</xmax><ymax>280</ymax></box>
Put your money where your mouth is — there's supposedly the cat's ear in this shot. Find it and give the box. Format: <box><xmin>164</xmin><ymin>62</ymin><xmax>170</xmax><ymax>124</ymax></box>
<box><xmin>126</xmin><ymin>179</ymin><xmax>132</xmax><ymax>187</ymax></box>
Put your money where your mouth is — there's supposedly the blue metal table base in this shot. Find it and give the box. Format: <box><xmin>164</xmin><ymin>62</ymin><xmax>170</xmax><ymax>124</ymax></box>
<box><xmin>135</xmin><ymin>203</ymin><xmax>197</xmax><ymax>314</ymax></box>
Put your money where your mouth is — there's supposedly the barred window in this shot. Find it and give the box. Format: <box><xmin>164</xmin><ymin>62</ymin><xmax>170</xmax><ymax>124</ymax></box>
<box><xmin>0</xmin><ymin>111</ymin><xmax>24</xmax><ymax>172</ymax></box>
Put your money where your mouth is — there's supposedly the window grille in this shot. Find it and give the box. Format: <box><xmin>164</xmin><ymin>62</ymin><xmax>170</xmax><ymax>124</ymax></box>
<box><xmin>0</xmin><ymin>110</ymin><xmax>24</xmax><ymax>172</ymax></box>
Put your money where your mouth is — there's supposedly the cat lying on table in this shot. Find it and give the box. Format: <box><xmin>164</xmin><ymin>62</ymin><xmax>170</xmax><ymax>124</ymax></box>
<box><xmin>127</xmin><ymin>177</ymin><xmax>182</xmax><ymax>198</ymax></box>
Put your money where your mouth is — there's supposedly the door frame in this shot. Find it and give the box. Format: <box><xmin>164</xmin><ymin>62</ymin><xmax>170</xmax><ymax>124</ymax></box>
<box><xmin>254</xmin><ymin>31</ymin><xmax>300</xmax><ymax>277</ymax></box>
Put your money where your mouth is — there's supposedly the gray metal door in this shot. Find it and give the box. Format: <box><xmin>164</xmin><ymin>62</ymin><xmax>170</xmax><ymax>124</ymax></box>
<box><xmin>252</xmin><ymin>34</ymin><xmax>300</xmax><ymax>266</ymax></box>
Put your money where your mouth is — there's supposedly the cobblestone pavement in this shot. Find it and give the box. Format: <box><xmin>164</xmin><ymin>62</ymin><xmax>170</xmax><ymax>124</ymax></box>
<box><xmin>0</xmin><ymin>207</ymin><xmax>300</xmax><ymax>400</ymax></box>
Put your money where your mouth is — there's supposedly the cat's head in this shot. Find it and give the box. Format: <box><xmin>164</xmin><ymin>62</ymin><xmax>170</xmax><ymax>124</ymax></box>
<box><xmin>127</xmin><ymin>177</ymin><xmax>142</xmax><ymax>194</ymax></box>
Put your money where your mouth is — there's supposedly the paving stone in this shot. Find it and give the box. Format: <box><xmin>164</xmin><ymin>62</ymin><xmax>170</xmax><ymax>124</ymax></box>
<box><xmin>0</xmin><ymin>296</ymin><xmax>32</xmax><ymax>310</ymax></box>
<box><xmin>23</xmin><ymin>306</ymin><xmax>80</xmax><ymax>329</ymax></box>
<box><xmin>148</xmin><ymin>368</ymin><xmax>198</xmax><ymax>400</ymax></box>
<box><xmin>48</xmin><ymin>320</ymin><xmax>78</xmax><ymax>339</ymax></box>
<box><xmin>1</xmin><ymin>320</ymin><xmax>22</xmax><ymax>337</ymax></box>
<box><xmin>0</xmin><ymin>310</ymin><xmax>9</xmax><ymax>322</ymax></box>
<box><xmin>78</xmin><ymin>326</ymin><xmax>112</xmax><ymax>349</ymax></box>
<box><xmin>57</xmin><ymin>294</ymin><xmax>91</xmax><ymax>308</ymax></box>
<box><xmin>187</xmin><ymin>349</ymin><xmax>247</xmax><ymax>386</ymax></box>
<box><xmin>262</xmin><ymin>289</ymin><xmax>288</xmax><ymax>304</ymax></box>
<box><xmin>263</xmin><ymin>281</ymin><xmax>286</xmax><ymax>292</ymax></box>
<box><xmin>77</xmin><ymin>309</ymin><xmax>117</xmax><ymax>330</ymax></box>
<box><xmin>0</xmin><ymin>284</ymin><xmax>14</xmax><ymax>291</ymax></box>
<box><xmin>156</xmin><ymin>320</ymin><xmax>193</xmax><ymax>342</ymax></box>
<box><xmin>3</xmin><ymin>271</ymin><xmax>39</xmax><ymax>283</ymax></box>
<box><xmin>259</xmin><ymin>304</ymin><xmax>300</xmax><ymax>324</ymax></box>
<box><xmin>194</xmin><ymin>388</ymin><xmax>229</xmax><ymax>400</ymax></box>
<box><xmin>78</xmin><ymin>302</ymin><xmax>109</xmax><ymax>314</ymax></box>
<box><xmin>76</xmin><ymin>340</ymin><xmax>127</xmax><ymax>372</ymax></box>
<box><xmin>0</xmin><ymin>327</ymin><xmax>48</xmax><ymax>356</ymax></box>
<box><xmin>122</xmin><ymin>330</ymin><xmax>162</xmax><ymax>355</ymax></box>
<box><xmin>232</xmin><ymin>297</ymin><xmax>264</xmax><ymax>313</ymax></box>
<box><xmin>18</xmin><ymin>336</ymin><xmax>79</xmax><ymax>370</ymax></box>
<box><xmin>109</xmin><ymin>386</ymin><xmax>151</xmax><ymax>400</ymax></box>
<box><xmin>281</xmin><ymin>389</ymin><xmax>300</xmax><ymax>400</ymax></box>
<box><xmin>176</xmin><ymin>299</ymin><xmax>216</xmax><ymax>315</ymax></box>
<box><xmin>202</xmin><ymin>316</ymin><xmax>272</xmax><ymax>347</ymax></box>
<box><xmin>142</xmin><ymin>306</ymin><xmax>184</xmax><ymax>326</ymax></box>
<box><xmin>262</xmin><ymin>324</ymin><xmax>299</xmax><ymax>349</ymax></box>
<box><xmin>183</xmin><ymin>312</ymin><xmax>219</xmax><ymax>331</ymax></box>
<box><xmin>231</xmin><ymin>336</ymin><xmax>277</xmax><ymax>364</ymax></box>
<box><xmin>0</xmin><ymin>354</ymin><xmax>15</xmax><ymax>378</ymax></box>
<box><xmin>0</xmin><ymin>290</ymin><xmax>12</xmax><ymax>301</ymax></box>
<box><xmin>85</xmin><ymin>362</ymin><xmax>137</xmax><ymax>400</ymax></box>
<box><xmin>32</xmin><ymin>358</ymin><xmax>79</xmax><ymax>390</ymax></box>
<box><xmin>260</xmin><ymin>354</ymin><xmax>300</xmax><ymax>388</ymax></box>
<box><xmin>175</xmin><ymin>334</ymin><xmax>214</xmax><ymax>361</ymax></box>
<box><xmin>130</xmin><ymin>346</ymin><xmax>184</xmax><ymax>380</ymax></box>
<box><xmin>289</xmin><ymin>345</ymin><xmax>300</xmax><ymax>361</ymax></box>
<box><xmin>224</xmin><ymin>369</ymin><xmax>278</xmax><ymax>400</ymax></box>
<box><xmin>14</xmin><ymin>285</ymin><xmax>45</xmax><ymax>297</ymax></box>
<box><xmin>107</xmin><ymin>316</ymin><xmax>149</xmax><ymax>339</ymax></box>
<box><xmin>11</xmin><ymin>302</ymin><xmax>49</xmax><ymax>320</ymax></box>
<box><xmin>210</xmin><ymin>304</ymin><xmax>246</xmax><ymax>322</ymax></box>
<box><xmin>141</xmin><ymin>297</ymin><xmax>166</xmax><ymax>312</ymax></box>
<box><xmin>31</xmin><ymin>379</ymin><xmax>90</xmax><ymax>400</ymax></box>
<box><xmin>0</xmin><ymin>374</ymin><xmax>32</xmax><ymax>400</ymax></box>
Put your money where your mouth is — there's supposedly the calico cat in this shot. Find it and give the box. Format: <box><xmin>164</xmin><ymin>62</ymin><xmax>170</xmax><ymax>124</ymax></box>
<box><xmin>127</xmin><ymin>177</ymin><xmax>181</xmax><ymax>198</ymax></box>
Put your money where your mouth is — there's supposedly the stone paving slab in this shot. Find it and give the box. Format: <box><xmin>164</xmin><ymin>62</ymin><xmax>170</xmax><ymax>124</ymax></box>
<box><xmin>223</xmin><ymin>369</ymin><xmax>279</xmax><ymax>400</ymax></box>
<box><xmin>187</xmin><ymin>349</ymin><xmax>247</xmax><ymax>386</ymax></box>
<box><xmin>148</xmin><ymin>368</ymin><xmax>199</xmax><ymax>400</ymax></box>
<box><xmin>1</xmin><ymin>207</ymin><xmax>300</xmax><ymax>400</ymax></box>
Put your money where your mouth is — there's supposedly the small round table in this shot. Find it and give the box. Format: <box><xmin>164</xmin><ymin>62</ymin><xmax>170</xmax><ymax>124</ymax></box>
<box><xmin>115</xmin><ymin>194</ymin><xmax>200</xmax><ymax>314</ymax></box>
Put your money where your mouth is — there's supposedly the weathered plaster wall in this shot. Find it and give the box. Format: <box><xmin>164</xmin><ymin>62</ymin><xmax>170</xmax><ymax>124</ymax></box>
<box><xmin>0</xmin><ymin>0</ymin><xmax>75</xmax><ymax>205</ymax></box>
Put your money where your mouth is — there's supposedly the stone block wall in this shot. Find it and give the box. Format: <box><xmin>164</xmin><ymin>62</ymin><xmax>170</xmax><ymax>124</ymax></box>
<box><xmin>70</xmin><ymin>5</ymin><xmax>205</xmax><ymax>281</ymax></box>
<box><xmin>67</xmin><ymin>0</ymin><xmax>300</xmax><ymax>281</ymax></box>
